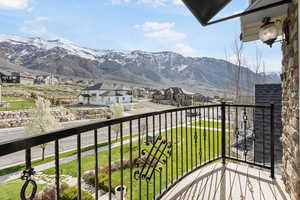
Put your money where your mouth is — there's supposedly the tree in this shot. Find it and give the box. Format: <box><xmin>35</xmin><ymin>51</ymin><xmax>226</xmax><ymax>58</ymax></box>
<box><xmin>111</xmin><ymin>103</ymin><xmax>125</xmax><ymax>140</ymax></box>
<box><xmin>25</xmin><ymin>97</ymin><xmax>61</xmax><ymax>160</ymax></box>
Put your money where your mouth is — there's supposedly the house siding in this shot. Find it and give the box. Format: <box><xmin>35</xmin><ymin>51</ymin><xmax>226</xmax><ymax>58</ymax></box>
<box><xmin>254</xmin><ymin>84</ymin><xmax>282</xmax><ymax>163</ymax></box>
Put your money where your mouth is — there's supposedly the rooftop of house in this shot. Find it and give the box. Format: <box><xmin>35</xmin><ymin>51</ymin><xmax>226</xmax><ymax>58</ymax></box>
<box><xmin>83</xmin><ymin>82</ymin><xmax>131</xmax><ymax>91</ymax></box>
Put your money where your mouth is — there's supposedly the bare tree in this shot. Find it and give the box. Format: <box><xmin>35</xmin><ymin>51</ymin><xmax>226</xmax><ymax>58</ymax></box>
<box><xmin>25</xmin><ymin>97</ymin><xmax>61</xmax><ymax>160</ymax></box>
<box><xmin>111</xmin><ymin>103</ymin><xmax>125</xmax><ymax>140</ymax></box>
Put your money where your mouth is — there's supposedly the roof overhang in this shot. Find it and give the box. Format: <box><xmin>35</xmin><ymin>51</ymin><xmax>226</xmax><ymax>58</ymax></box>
<box><xmin>182</xmin><ymin>0</ymin><xmax>232</xmax><ymax>26</ymax></box>
<box><xmin>241</xmin><ymin>0</ymin><xmax>289</xmax><ymax>42</ymax></box>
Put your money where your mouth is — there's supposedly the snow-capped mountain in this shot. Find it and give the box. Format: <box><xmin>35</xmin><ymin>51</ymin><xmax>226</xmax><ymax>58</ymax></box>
<box><xmin>0</xmin><ymin>34</ymin><xmax>272</xmax><ymax>89</ymax></box>
<box><xmin>265</xmin><ymin>72</ymin><xmax>281</xmax><ymax>83</ymax></box>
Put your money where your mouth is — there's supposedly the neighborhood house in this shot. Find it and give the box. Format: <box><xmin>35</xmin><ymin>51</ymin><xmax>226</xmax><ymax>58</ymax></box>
<box><xmin>78</xmin><ymin>82</ymin><xmax>133</xmax><ymax>106</ymax></box>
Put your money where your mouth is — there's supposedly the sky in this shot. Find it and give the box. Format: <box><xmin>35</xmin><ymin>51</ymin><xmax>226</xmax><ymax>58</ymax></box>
<box><xmin>0</xmin><ymin>0</ymin><xmax>282</xmax><ymax>72</ymax></box>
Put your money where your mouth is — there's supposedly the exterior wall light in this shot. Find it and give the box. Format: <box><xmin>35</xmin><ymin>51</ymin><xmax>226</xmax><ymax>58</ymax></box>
<box><xmin>258</xmin><ymin>17</ymin><xmax>279</xmax><ymax>47</ymax></box>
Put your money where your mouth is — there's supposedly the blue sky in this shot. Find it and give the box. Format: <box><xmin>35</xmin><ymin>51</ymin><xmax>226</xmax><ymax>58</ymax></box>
<box><xmin>0</xmin><ymin>0</ymin><xmax>282</xmax><ymax>72</ymax></box>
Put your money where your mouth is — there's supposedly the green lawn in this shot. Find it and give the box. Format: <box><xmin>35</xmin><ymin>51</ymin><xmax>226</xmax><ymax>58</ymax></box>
<box><xmin>191</xmin><ymin>120</ymin><xmax>222</xmax><ymax>128</ymax></box>
<box><xmin>0</xmin><ymin>97</ymin><xmax>35</xmax><ymax>111</ymax></box>
<box><xmin>42</xmin><ymin>127</ymin><xmax>224</xmax><ymax>199</ymax></box>
<box><xmin>0</xmin><ymin>135</ymin><xmax>134</xmax><ymax>176</ymax></box>
<box><xmin>0</xmin><ymin>179</ymin><xmax>44</xmax><ymax>200</ymax></box>
<box><xmin>0</xmin><ymin>125</ymin><xmax>228</xmax><ymax>200</ymax></box>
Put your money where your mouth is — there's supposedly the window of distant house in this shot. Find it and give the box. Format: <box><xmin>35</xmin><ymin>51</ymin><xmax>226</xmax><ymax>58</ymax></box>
<box><xmin>92</xmin><ymin>93</ymin><xmax>96</xmax><ymax>96</ymax></box>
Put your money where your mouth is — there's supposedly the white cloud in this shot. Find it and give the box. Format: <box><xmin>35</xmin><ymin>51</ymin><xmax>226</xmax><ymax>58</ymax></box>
<box><xmin>174</xmin><ymin>43</ymin><xmax>198</xmax><ymax>57</ymax></box>
<box><xmin>145</xmin><ymin>29</ymin><xmax>186</xmax><ymax>40</ymax></box>
<box><xmin>110</xmin><ymin>0</ymin><xmax>167</xmax><ymax>7</ymax></box>
<box><xmin>136</xmin><ymin>21</ymin><xmax>186</xmax><ymax>41</ymax></box>
<box><xmin>135</xmin><ymin>22</ymin><xmax>175</xmax><ymax>31</ymax></box>
<box><xmin>172</xmin><ymin>0</ymin><xmax>183</xmax><ymax>5</ymax></box>
<box><xmin>0</xmin><ymin>0</ymin><xmax>28</xmax><ymax>10</ymax></box>
<box><xmin>20</xmin><ymin>16</ymin><xmax>49</xmax><ymax>36</ymax></box>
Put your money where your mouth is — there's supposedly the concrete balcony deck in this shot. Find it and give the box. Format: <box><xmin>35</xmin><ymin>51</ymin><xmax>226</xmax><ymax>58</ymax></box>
<box><xmin>162</xmin><ymin>162</ymin><xmax>289</xmax><ymax>200</ymax></box>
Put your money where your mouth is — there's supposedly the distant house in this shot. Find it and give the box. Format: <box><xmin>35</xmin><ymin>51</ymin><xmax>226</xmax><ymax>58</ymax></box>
<box><xmin>0</xmin><ymin>72</ymin><xmax>20</xmax><ymax>83</ymax></box>
<box><xmin>0</xmin><ymin>72</ymin><xmax>34</xmax><ymax>84</ymax></box>
<box><xmin>34</xmin><ymin>74</ymin><xmax>59</xmax><ymax>85</ymax></box>
<box><xmin>152</xmin><ymin>87</ymin><xmax>195</xmax><ymax>106</ymax></box>
<box><xmin>78</xmin><ymin>82</ymin><xmax>133</xmax><ymax>106</ymax></box>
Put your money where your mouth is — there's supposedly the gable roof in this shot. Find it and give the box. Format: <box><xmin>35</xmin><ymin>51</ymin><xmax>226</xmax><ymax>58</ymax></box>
<box><xmin>84</xmin><ymin>82</ymin><xmax>115</xmax><ymax>91</ymax></box>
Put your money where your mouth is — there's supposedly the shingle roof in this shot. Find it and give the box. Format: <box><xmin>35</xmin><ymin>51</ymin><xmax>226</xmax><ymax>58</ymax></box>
<box><xmin>84</xmin><ymin>82</ymin><xmax>114</xmax><ymax>91</ymax></box>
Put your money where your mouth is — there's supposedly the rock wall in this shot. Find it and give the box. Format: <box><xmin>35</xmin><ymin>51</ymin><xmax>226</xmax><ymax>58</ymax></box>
<box><xmin>281</xmin><ymin>2</ymin><xmax>300</xmax><ymax>200</ymax></box>
<box><xmin>0</xmin><ymin>108</ymin><xmax>75</xmax><ymax>128</ymax></box>
<box><xmin>69</xmin><ymin>107</ymin><xmax>112</xmax><ymax>120</ymax></box>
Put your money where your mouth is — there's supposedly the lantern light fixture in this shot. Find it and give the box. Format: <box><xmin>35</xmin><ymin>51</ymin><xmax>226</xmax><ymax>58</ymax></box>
<box><xmin>258</xmin><ymin>17</ymin><xmax>279</xmax><ymax>47</ymax></box>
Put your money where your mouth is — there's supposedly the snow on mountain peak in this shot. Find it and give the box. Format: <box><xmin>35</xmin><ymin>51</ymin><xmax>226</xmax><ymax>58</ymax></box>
<box><xmin>0</xmin><ymin>34</ymin><xmax>110</xmax><ymax>60</ymax></box>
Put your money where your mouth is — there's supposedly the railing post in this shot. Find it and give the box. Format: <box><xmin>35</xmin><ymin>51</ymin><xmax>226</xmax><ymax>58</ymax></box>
<box><xmin>270</xmin><ymin>103</ymin><xmax>275</xmax><ymax>178</ymax></box>
<box><xmin>221</xmin><ymin>102</ymin><xmax>226</xmax><ymax>164</ymax></box>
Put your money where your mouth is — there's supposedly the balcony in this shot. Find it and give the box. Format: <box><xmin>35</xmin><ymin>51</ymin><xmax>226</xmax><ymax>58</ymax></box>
<box><xmin>0</xmin><ymin>103</ymin><xmax>289</xmax><ymax>200</ymax></box>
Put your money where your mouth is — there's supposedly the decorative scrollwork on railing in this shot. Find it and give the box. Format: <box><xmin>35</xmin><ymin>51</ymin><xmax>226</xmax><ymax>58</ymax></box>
<box><xmin>20</xmin><ymin>168</ymin><xmax>37</xmax><ymax>200</ymax></box>
<box><xmin>134</xmin><ymin>136</ymin><xmax>171</xmax><ymax>182</ymax></box>
<box><xmin>243</xmin><ymin>109</ymin><xmax>248</xmax><ymax>158</ymax></box>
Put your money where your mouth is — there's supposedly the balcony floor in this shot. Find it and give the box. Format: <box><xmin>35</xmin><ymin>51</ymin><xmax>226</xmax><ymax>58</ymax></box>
<box><xmin>162</xmin><ymin>162</ymin><xmax>289</xmax><ymax>200</ymax></box>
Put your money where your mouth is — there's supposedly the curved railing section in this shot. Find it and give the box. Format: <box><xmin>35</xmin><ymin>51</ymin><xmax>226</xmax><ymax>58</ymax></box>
<box><xmin>0</xmin><ymin>103</ymin><xmax>274</xmax><ymax>200</ymax></box>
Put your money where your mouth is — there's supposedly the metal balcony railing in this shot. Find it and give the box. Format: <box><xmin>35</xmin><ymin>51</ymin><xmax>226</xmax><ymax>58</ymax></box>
<box><xmin>0</xmin><ymin>103</ymin><xmax>274</xmax><ymax>200</ymax></box>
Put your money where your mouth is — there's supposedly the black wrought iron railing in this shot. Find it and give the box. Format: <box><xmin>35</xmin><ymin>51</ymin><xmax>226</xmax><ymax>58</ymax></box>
<box><xmin>0</xmin><ymin>103</ymin><xmax>274</xmax><ymax>200</ymax></box>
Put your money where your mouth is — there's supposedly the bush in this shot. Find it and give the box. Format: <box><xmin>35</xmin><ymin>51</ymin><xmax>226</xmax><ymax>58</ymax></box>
<box><xmin>60</xmin><ymin>183</ymin><xmax>94</xmax><ymax>200</ymax></box>
<box><xmin>82</xmin><ymin>171</ymin><xmax>118</xmax><ymax>193</ymax></box>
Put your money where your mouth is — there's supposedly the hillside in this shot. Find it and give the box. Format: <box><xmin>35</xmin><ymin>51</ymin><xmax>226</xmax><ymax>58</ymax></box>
<box><xmin>0</xmin><ymin>34</ymin><xmax>271</xmax><ymax>93</ymax></box>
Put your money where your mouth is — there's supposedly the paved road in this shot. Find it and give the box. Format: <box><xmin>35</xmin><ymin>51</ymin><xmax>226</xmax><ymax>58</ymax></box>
<box><xmin>0</xmin><ymin>102</ymin><xmax>177</xmax><ymax>168</ymax></box>
<box><xmin>0</xmin><ymin>102</ymin><xmax>221</xmax><ymax>168</ymax></box>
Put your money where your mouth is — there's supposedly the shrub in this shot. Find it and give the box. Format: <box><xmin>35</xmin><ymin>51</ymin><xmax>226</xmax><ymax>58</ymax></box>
<box><xmin>82</xmin><ymin>171</ymin><xmax>119</xmax><ymax>193</ymax></box>
<box><xmin>60</xmin><ymin>183</ymin><xmax>94</xmax><ymax>200</ymax></box>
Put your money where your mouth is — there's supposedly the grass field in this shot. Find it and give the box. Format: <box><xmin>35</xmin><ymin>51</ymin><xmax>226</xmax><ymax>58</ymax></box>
<box><xmin>0</xmin><ymin>125</ymin><xmax>227</xmax><ymax>200</ymax></box>
<box><xmin>0</xmin><ymin>97</ymin><xmax>35</xmax><ymax>111</ymax></box>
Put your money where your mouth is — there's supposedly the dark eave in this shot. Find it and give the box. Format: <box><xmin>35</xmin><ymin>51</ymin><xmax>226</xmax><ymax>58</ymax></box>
<box><xmin>182</xmin><ymin>0</ymin><xmax>231</xmax><ymax>26</ymax></box>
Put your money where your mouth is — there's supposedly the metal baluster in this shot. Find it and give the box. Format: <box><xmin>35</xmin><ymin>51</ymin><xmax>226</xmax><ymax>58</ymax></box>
<box><xmin>170</xmin><ymin>112</ymin><xmax>174</xmax><ymax>183</ymax></box>
<box><xmin>180</xmin><ymin>110</ymin><xmax>184</xmax><ymax>175</ymax></box>
<box><xmin>212</xmin><ymin>107</ymin><xmax>215</xmax><ymax>159</ymax></box>
<box><xmin>77</xmin><ymin>133</ymin><xmax>82</xmax><ymax>200</ymax></box>
<box><xmin>199</xmin><ymin>107</ymin><xmax>202</xmax><ymax>163</ymax></box>
<box><xmin>236</xmin><ymin>107</ymin><xmax>239</xmax><ymax>160</ymax></box>
<box><xmin>165</xmin><ymin>112</ymin><xmax>168</xmax><ymax>188</ymax></box>
<box><xmin>120</xmin><ymin>123</ymin><xmax>124</xmax><ymax>200</ymax></box>
<box><xmin>129</xmin><ymin>121</ymin><xmax>133</xmax><ymax>200</ymax></box>
<box><xmin>221</xmin><ymin>103</ymin><xmax>226</xmax><ymax>164</ymax></box>
<box><xmin>108</xmin><ymin>126</ymin><xmax>112</xmax><ymax>200</ymax></box>
<box><xmin>138</xmin><ymin>118</ymin><xmax>142</xmax><ymax>200</ymax></box>
<box><xmin>217</xmin><ymin>106</ymin><xmax>219</xmax><ymax>157</ymax></box>
<box><xmin>146</xmin><ymin>181</ymin><xmax>149</xmax><ymax>200</ymax></box>
<box><xmin>153</xmin><ymin>170</ymin><xmax>156</xmax><ymax>200</ymax></box>
<box><xmin>146</xmin><ymin>117</ymin><xmax>149</xmax><ymax>144</ymax></box>
<box><xmin>138</xmin><ymin>118</ymin><xmax>141</xmax><ymax>158</ymax></box>
<box><xmin>243</xmin><ymin>107</ymin><xmax>248</xmax><ymax>162</ymax></box>
<box><xmin>204</xmin><ymin>108</ymin><xmax>206</xmax><ymax>162</ymax></box>
<box><xmin>190</xmin><ymin>109</ymin><xmax>193</xmax><ymax>168</ymax></box>
<box><xmin>159</xmin><ymin>114</ymin><xmax>162</xmax><ymax>137</ymax></box>
<box><xmin>195</xmin><ymin>107</ymin><xmax>198</xmax><ymax>165</ymax></box>
<box><xmin>185</xmin><ymin>109</ymin><xmax>188</xmax><ymax>171</ymax></box>
<box><xmin>270</xmin><ymin>104</ymin><xmax>275</xmax><ymax>178</ymax></box>
<box><xmin>208</xmin><ymin>107</ymin><xmax>211</xmax><ymax>161</ymax></box>
<box><xmin>228</xmin><ymin>106</ymin><xmax>231</xmax><ymax>157</ymax></box>
<box><xmin>55</xmin><ymin>139</ymin><xmax>60</xmax><ymax>200</ymax></box>
<box><xmin>159</xmin><ymin>167</ymin><xmax>162</xmax><ymax>194</ymax></box>
<box><xmin>152</xmin><ymin>115</ymin><xmax>156</xmax><ymax>199</ymax></box>
<box><xmin>262</xmin><ymin>108</ymin><xmax>265</xmax><ymax>165</ymax></box>
<box><xmin>176</xmin><ymin>111</ymin><xmax>179</xmax><ymax>179</ymax></box>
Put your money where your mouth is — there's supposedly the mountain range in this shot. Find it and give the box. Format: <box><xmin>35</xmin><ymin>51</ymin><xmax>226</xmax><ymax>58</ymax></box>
<box><xmin>0</xmin><ymin>34</ymin><xmax>280</xmax><ymax>93</ymax></box>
